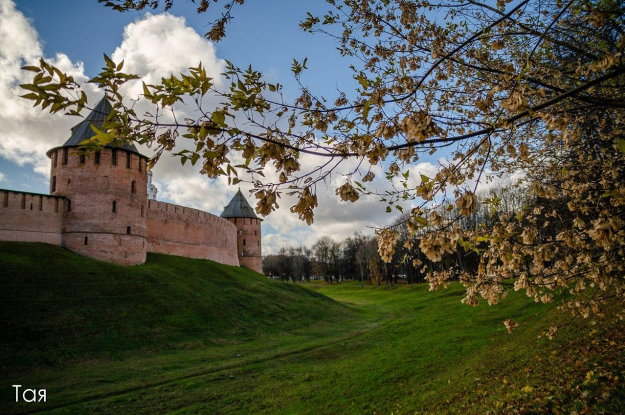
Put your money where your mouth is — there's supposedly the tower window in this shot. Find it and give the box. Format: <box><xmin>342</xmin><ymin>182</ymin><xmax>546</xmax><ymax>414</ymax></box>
<box><xmin>131</xmin><ymin>180</ymin><xmax>136</xmax><ymax>194</ymax></box>
<box><xmin>126</xmin><ymin>153</ymin><xmax>131</xmax><ymax>169</ymax></box>
<box><xmin>242</xmin><ymin>251</ymin><xmax>245</xmax><ymax>257</ymax></box>
<box><xmin>141</xmin><ymin>205</ymin><xmax>144</xmax><ymax>218</ymax></box>
<box><xmin>112</xmin><ymin>149</ymin><xmax>117</xmax><ymax>166</ymax></box>
<box><xmin>255</xmin><ymin>230</ymin><xmax>257</xmax><ymax>236</ymax></box>
<box><xmin>242</xmin><ymin>218</ymin><xmax>245</xmax><ymax>224</ymax></box>
<box><xmin>243</xmin><ymin>239</ymin><xmax>246</xmax><ymax>246</ymax></box>
<box><xmin>112</xmin><ymin>201</ymin><xmax>117</xmax><ymax>213</ymax></box>
<box><xmin>52</xmin><ymin>176</ymin><xmax>56</xmax><ymax>192</ymax></box>
<box><xmin>66</xmin><ymin>200</ymin><xmax>71</xmax><ymax>212</ymax></box>
<box><xmin>80</xmin><ymin>154</ymin><xmax>85</xmax><ymax>164</ymax></box>
<box><xmin>84</xmin><ymin>236</ymin><xmax>88</xmax><ymax>245</ymax></box>
<box><xmin>53</xmin><ymin>151</ymin><xmax>58</xmax><ymax>167</ymax></box>
<box><xmin>258</xmin><ymin>241</ymin><xmax>260</xmax><ymax>247</ymax></box>
<box><xmin>62</xmin><ymin>148</ymin><xmax>68</xmax><ymax>165</ymax></box>
<box><xmin>126</xmin><ymin>226</ymin><xmax>131</xmax><ymax>235</ymax></box>
<box><xmin>95</xmin><ymin>151</ymin><xmax>100</xmax><ymax>164</ymax></box>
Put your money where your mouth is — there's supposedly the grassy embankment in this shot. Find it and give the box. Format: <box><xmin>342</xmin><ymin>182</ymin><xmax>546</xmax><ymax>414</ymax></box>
<box><xmin>1</xmin><ymin>242</ymin><xmax>623</xmax><ymax>414</ymax></box>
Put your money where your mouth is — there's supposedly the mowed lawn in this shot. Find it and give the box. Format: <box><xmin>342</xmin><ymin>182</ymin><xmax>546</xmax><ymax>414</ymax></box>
<box><xmin>1</xmin><ymin>243</ymin><xmax>623</xmax><ymax>414</ymax></box>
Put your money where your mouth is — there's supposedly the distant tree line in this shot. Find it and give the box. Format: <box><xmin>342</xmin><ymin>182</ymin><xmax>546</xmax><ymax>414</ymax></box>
<box><xmin>263</xmin><ymin>184</ymin><xmax>531</xmax><ymax>286</ymax></box>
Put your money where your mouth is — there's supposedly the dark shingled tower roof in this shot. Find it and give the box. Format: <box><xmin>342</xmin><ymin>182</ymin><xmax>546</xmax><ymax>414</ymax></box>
<box><xmin>47</xmin><ymin>96</ymin><xmax>141</xmax><ymax>156</ymax></box>
<box><xmin>221</xmin><ymin>189</ymin><xmax>260</xmax><ymax>220</ymax></box>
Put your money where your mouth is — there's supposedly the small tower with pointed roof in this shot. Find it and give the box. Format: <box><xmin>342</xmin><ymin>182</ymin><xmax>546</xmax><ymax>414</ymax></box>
<box><xmin>47</xmin><ymin>96</ymin><xmax>149</xmax><ymax>265</ymax></box>
<box><xmin>221</xmin><ymin>190</ymin><xmax>262</xmax><ymax>273</ymax></box>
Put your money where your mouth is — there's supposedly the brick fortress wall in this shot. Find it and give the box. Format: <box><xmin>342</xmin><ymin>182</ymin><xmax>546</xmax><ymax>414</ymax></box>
<box><xmin>146</xmin><ymin>200</ymin><xmax>239</xmax><ymax>267</ymax></box>
<box><xmin>0</xmin><ymin>148</ymin><xmax>247</xmax><ymax>270</ymax></box>
<box><xmin>0</xmin><ymin>190</ymin><xmax>66</xmax><ymax>245</ymax></box>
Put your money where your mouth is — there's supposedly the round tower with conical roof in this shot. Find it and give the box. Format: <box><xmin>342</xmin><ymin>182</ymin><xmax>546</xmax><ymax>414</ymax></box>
<box><xmin>47</xmin><ymin>96</ymin><xmax>149</xmax><ymax>265</ymax></box>
<box><xmin>221</xmin><ymin>190</ymin><xmax>262</xmax><ymax>273</ymax></box>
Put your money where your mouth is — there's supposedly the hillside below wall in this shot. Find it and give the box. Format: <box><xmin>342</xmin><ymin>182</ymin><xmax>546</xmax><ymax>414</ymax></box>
<box><xmin>146</xmin><ymin>200</ymin><xmax>239</xmax><ymax>267</ymax></box>
<box><xmin>0</xmin><ymin>190</ymin><xmax>65</xmax><ymax>245</ymax></box>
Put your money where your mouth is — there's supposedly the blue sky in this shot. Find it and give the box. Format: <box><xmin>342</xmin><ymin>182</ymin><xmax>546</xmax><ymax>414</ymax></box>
<box><xmin>17</xmin><ymin>1</ymin><xmax>356</xmax><ymax>101</ymax></box>
<box><xmin>0</xmin><ymin>0</ymin><xmax>444</xmax><ymax>252</ymax></box>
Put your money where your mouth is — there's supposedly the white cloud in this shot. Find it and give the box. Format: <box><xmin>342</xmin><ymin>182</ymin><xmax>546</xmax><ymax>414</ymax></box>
<box><xmin>112</xmin><ymin>13</ymin><xmax>226</xmax><ymax>99</ymax></box>
<box><xmin>0</xmin><ymin>171</ymin><xmax>5</xmax><ymax>182</ymax></box>
<box><xmin>0</xmin><ymin>0</ymin><xmax>101</xmax><ymax>175</ymax></box>
<box><xmin>156</xmin><ymin>173</ymin><xmax>233</xmax><ymax>213</ymax></box>
<box><xmin>262</xmin><ymin>233</ymin><xmax>310</xmax><ymax>255</ymax></box>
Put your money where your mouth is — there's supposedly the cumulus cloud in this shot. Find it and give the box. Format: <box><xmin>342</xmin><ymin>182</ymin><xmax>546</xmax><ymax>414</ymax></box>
<box><xmin>0</xmin><ymin>171</ymin><xmax>5</xmax><ymax>182</ymax></box>
<box><xmin>112</xmin><ymin>12</ymin><xmax>226</xmax><ymax>99</ymax></box>
<box><xmin>262</xmin><ymin>233</ymin><xmax>311</xmax><ymax>255</ymax></box>
<box><xmin>0</xmin><ymin>0</ymin><xmax>101</xmax><ymax>175</ymax></box>
<box><xmin>156</xmin><ymin>174</ymin><xmax>232</xmax><ymax>213</ymax></box>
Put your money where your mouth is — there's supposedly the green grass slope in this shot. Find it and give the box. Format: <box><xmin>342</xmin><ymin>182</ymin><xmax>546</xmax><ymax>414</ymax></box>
<box><xmin>1</xmin><ymin>242</ymin><xmax>623</xmax><ymax>414</ymax></box>
<box><xmin>0</xmin><ymin>242</ymin><xmax>346</xmax><ymax>371</ymax></box>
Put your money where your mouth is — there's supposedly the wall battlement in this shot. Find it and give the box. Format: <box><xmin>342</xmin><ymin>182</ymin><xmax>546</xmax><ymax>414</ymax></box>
<box><xmin>0</xmin><ymin>189</ymin><xmax>67</xmax><ymax>245</ymax></box>
<box><xmin>146</xmin><ymin>199</ymin><xmax>239</xmax><ymax>266</ymax></box>
<box><xmin>1</xmin><ymin>189</ymin><xmax>67</xmax><ymax>210</ymax></box>
<box><xmin>147</xmin><ymin>199</ymin><xmax>222</xmax><ymax>220</ymax></box>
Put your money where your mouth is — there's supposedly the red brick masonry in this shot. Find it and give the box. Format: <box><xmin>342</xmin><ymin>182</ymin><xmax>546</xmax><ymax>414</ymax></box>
<box><xmin>0</xmin><ymin>147</ymin><xmax>244</xmax><ymax>269</ymax></box>
<box><xmin>0</xmin><ymin>190</ymin><xmax>65</xmax><ymax>246</ymax></box>
<box><xmin>147</xmin><ymin>200</ymin><xmax>239</xmax><ymax>267</ymax></box>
